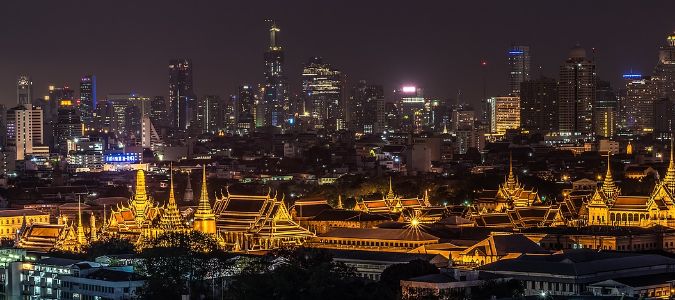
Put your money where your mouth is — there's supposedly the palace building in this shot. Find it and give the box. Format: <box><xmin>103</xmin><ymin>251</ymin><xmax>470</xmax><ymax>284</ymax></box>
<box><xmin>471</xmin><ymin>156</ymin><xmax>565</xmax><ymax>228</ymax></box>
<box><xmin>474</xmin><ymin>157</ymin><xmax>542</xmax><ymax>212</ymax></box>
<box><xmin>354</xmin><ymin>178</ymin><xmax>431</xmax><ymax>214</ymax></box>
<box><xmin>212</xmin><ymin>190</ymin><xmax>315</xmax><ymax>252</ymax></box>
<box><xmin>587</xmin><ymin>149</ymin><xmax>675</xmax><ymax>227</ymax></box>
<box><xmin>17</xmin><ymin>200</ymin><xmax>94</xmax><ymax>253</ymax></box>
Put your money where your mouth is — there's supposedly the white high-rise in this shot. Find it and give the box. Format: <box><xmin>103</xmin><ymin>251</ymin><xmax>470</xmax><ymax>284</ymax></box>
<box><xmin>6</xmin><ymin>105</ymin><xmax>46</xmax><ymax>160</ymax></box>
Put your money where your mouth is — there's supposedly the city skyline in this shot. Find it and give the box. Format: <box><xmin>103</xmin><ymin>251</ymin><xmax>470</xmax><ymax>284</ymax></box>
<box><xmin>1</xmin><ymin>1</ymin><xmax>674</xmax><ymax>107</ymax></box>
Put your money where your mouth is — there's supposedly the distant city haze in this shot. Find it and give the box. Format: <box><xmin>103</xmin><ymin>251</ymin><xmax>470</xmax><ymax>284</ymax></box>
<box><xmin>1</xmin><ymin>0</ymin><xmax>674</xmax><ymax>106</ymax></box>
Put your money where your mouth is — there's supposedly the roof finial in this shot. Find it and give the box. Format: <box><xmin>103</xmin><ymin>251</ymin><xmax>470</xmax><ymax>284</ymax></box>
<box><xmin>506</xmin><ymin>152</ymin><xmax>517</xmax><ymax>189</ymax></box>
<box><xmin>601</xmin><ymin>151</ymin><xmax>617</xmax><ymax>198</ymax></box>
<box><xmin>664</xmin><ymin>134</ymin><xmax>675</xmax><ymax>193</ymax></box>
<box><xmin>386</xmin><ymin>177</ymin><xmax>395</xmax><ymax>199</ymax></box>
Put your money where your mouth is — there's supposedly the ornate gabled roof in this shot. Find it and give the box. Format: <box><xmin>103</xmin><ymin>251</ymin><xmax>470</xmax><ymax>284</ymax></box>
<box><xmin>158</xmin><ymin>166</ymin><xmax>185</xmax><ymax>230</ymax></box>
<box><xmin>17</xmin><ymin>223</ymin><xmax>78</xmax><ymax>253</ymax></box>
<box><xmin>213</xmin><ymin>190</ymin><xmax>314</xmax><ymax>239</ymax></box>
<box><xmin>194</xmin><ymin>165</ymin><xmax>215</xmax><ymax>221</ymax></box>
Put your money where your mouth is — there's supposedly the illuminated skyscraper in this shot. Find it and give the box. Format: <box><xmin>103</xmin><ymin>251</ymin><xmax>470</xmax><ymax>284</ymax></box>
<box><xmin>79</xmin><ymin>75</ymin><xmax>96</xmax><ymax>127</ymax></box>
<box><xmin>168</xmin><ymin>58</ymin><xmax>194</xmax><ymax>131</ymax></box>
<box><xmin>54</xmin><ymin>100</ymin><xmax>83</xmax><ymax>154</ymax></box>
<box><xmin>6</xmin><ymin>105</ymin><xmax>45</xmax><ymax>160</ymax></box>
<box><xmin>558</xmin><ymin>45</ymin><xmax>596</xmax><ymax>134</ymax></box>
<box><xmin>507</xmin><ymin>45</ymin><xmax>530</xmax><ymax>96</ymax></box>
<box><xmin>192</xmin><ymin>95</ymin><xmax>221</xmax><ymax>133</ymax></box>
<box><xmin>520</xmin><ymin>76</ymin><xmax>558</xmax><ymax>133</ymax></box>
<box><xmin>349</xmin><ymin>80</ymin><xmax>384</xmax><ymax>134</ymax></box>
<box><xmin>487</xmin><ymin>96</ymin><xmax>520</xmax><ymax>135</ymax></box>
<box><xmin>622</xmin><ymin>74</ymin><xmax>660</xmax><ymax>134</ymax></box>
<box><xmin>17</xmin><ymin>75</ymin><xmax>32</xmax><ymax>106</ymax></box>
<box><xmin>236</xmin><ymin>85</ymin><xmax>255</xmax><ymax>131</ymax></box>
<box><xmin>397</xmin><ymin>86</ymin><xmax>426</xmax><ymax>133</ymax></box>
<box><xmin>593</xmin><ymin>80</ymin><xmax>617</xmax><ymax>138</ymax></box>
<box><xmin>302</xmin><ymin>57</ymin><xmax>345</xmax><ymax>131</ymax></box>
<box><xmin>654</xmin><ymin>32</ymin><xmax>675</xmax><ymax>101</ymax></box>
<box><xmin>262</xmin><ymin>21</ymin><xmax>287</xmax><ymax>127</ymax></box>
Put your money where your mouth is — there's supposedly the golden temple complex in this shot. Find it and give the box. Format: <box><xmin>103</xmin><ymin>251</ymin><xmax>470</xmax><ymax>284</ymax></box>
<box><xmin>588</xmin><ymin>146</ymin><xmax>675</xmax><ymax>227</ymax></box>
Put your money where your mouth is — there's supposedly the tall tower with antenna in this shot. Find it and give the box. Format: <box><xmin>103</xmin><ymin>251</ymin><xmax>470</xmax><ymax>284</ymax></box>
<box><xmin>261</xmin><ymin>20</ymin><xmax>288</xmax><ymax>128</ymax></box>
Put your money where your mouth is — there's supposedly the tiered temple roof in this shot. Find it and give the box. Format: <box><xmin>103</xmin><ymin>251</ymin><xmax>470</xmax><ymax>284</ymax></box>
<box><xmin>107</xmin><ymin>170</ymin><xmax>162</xmax><ymax>235</ymax></box>
<box><xmin>354</xmin><ymin>178</ymin><xmax>431</xmax><ymax>214</ymax></box>
<box><xmin>158</xmin><ymin>167</ymin><xmax>186</xmax><ymax>231</ymax></box>
<box><xmin>212</xmin><ymin>189</ymin><xmax>314</xmax><ymax>251</ymax></box>
<box><xmin>17</xmin><ymin>223</ymin><xmax>78</xmax><ymax>253</ymax></box>
<box><xmin>475</xmin><ymin>155</ymin><xmax>541</xmax><ymax>212</ymax></box>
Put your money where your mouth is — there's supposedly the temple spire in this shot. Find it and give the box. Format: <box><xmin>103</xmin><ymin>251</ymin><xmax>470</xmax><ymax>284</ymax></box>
<box><xmin>193</xmin><ymin>165</ymin><xmax>216</xmax><ymax>234</ymax></box>
<box><xmin>386</xmin><ymin>177</ymin><xmax>396</xmax><ymax>199</ymax></box>
<box><xmin>663</xmin><ymin>135</ymin><xmax>675</xmax><ymax>193</ymax></box>
<box><xmin>505</xmin><ymin>152</ymin><xmax>517</xmax><ymax>190</ymax></box>
<box><xmin>90</xmin><ymin>212</ymin><xmax>97</xmax><ymax>241</ymax></box>
<box><xmin>77</xmin><ymin>196</ymin><xmax>86</xmax><ymax>246</ymax></box>
<box><xmin>337</xmin><ymin>194</ymin><xmax>343</xmax><ymax>209</ymax></box>
<box><xmin>159</xmin><ymin>164</ymin><xmax>184</xmax><ymax>230</ymax></box>
<box><xmin>601</xmin><ymin>152</ymin><xmax>617</xmax><ymax>198</ymax></box>
<box><xmin>131</xmin><ymin>170</ymin><xmax>150</xmax><ymax>224</ymax></box>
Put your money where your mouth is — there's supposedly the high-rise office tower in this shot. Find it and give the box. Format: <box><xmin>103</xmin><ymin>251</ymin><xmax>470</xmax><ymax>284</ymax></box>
<box><xmin>451</xmin><ymin>106</ymin><xmax>476</xmax><ymax>132</ymax></box>
<box><xmin>6</xmin><ymin>105</ymin><xmax>45</xmax><ymax>160</ymax></box>
<box><xmin>520</xmin><ymin>76</ymin><xmax>558</xmax><ymax>133</ymax></box>
<box><xmin>302</xmin><ymin>57</ymin><xmax>345</xmax><ymax>131</ymax></box>
<box><xmin>236</xmin><ymin>85</ymin><xmax>255</xmax><ymax>131</ymax></box>
<box><xmin>397</xmin><ymin>86</ymin><xmax>426</xmax><ymax>133</ymax></box>
<box><xmin>192</xmin><ymin>95</ymin><xmax>221</xmax><ymax>133</ymax></box>
<box><xmin>168</xmin><ymin>58</ymin><xmax>194</xmax><ymax>131</ymax></box>
<box><xmin>653</xmin><ymin>98</ymin><xmax>673</xmax><ymax>138</ymax></box>
<box><xmin>54</xmin><ymin>100</ymin><xmax>83</xmax><ymax>154</ymax></box>
<box><xmin>150</xmin><ymin>96</ymin><xmax>168</xmax><ymax>127</ymax></box>
<box><xmin>350</xmin><ymin>80</ymin><xmax>384</xmax><ymax>134</ymax></box>
<box><xmin>141</xmin><ymin>115</ymin><xmax>163</xmax><ymax>150</ymax></box>
<box><xmin>79</xmin><ymin>75</ymin><xmax>96</xmax><ymax>128</ymax></box>
<box><xmin>507</xmin><ymin>45</ymin><xmax>531</xmax><ymax>96</ymax></box>
<box><xmin>42</xmin><ymin>85</ymin><xmax>75</xmax><ymax>148</ymax></box>
<box><xmin>262</xmin><ymin>21</ymin><xmax>287</xmax><ymax>127</ymax></box>
<box><xmin>622</xmin><ymin>74</ymin><xmax>660</xmax><ymax>134</ymax></box>
<box><xmin>487</xmin><ymin>96</ymin><xmax>520</xmax><ymax>135</ymax></box>
<box><xmin>17</xmin><ymin>75</ymin><xmax>32</xmax><ymax>106</ymax></box>
<box><xmin>593</xmin><ymin>80</ymin><xmax>617</xmax><ymax>138</ymax></box>
<box><xmin>654</xmin><ymin>32</ymin><xmax>675</xmax><ymax>101</ymax></box>
<box><xmin>558</xmin><ymin>45</ymin><xmax>596</xmax><ymax>134</ymax></box>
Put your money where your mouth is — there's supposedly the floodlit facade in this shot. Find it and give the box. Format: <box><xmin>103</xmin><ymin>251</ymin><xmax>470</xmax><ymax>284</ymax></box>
<box><xmin>487</xmin><ymin>96</ymin><xmax>520</xmax><ymax>135</ymax></box>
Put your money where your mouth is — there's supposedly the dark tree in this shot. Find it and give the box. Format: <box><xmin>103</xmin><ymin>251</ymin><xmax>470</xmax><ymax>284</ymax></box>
<box><xmin>84</xmin><ymin>237</ymin><xmax>136</xmax><ymax>259</ymax></box>
<box><xmin>139</xmin><ymin>231</ymin><xmax>232</xmax><ymax>300</ymax></box>
<box><xmin>379</xmin><ymin>259</ymin><xmax>439</xmax><ymax>299</ymax></box>
<box><xmin>227</xmin><ymin>247</ymin><xmax>376</xmax><ymax>300</ymax></box>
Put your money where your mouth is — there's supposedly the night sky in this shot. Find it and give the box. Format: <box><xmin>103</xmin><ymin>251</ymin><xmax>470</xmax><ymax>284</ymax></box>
<box><xmin>1</xmin><ymin>0</ymin><xmax>674</xmax><ymax>107</ymax></box>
